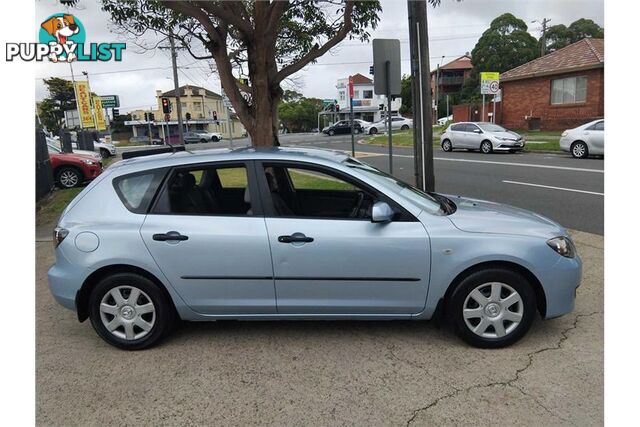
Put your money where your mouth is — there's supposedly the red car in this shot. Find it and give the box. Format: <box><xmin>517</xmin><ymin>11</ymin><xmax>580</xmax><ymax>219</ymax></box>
<box><xmin>48</xmin><ymin>146</ymin><xmax>103</xmax><ymax>188</ymax></box>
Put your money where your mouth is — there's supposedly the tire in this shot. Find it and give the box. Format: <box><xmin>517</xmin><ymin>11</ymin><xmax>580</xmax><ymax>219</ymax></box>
<box><xmin>89</xmin><ymin>273</ymin><xmax>174</xmax><ymax>350</ymax></box>
<box><xmin>354</xmin><ymin>128</ymin><xmax>360</xmax><ymax>134</ymax></box>
<box><xmin>571</xmin><ymin>141</ymin><xmax>588</xmax><ymax>159</ymax></box>
<box><xmin>56</xmin><ymin>167</ymin><xmax>83</xmax><ymax>188</ymax></box>
<box><xmin>369</xmin><ymin>127</ymin><xmax>378</xmax><ymax>135</ymax></box>
<box><xmin>447</xmin><ymin>268</ymin><xmax>536</xmax><ymax>348</ymax></box>
<box><xmin>442</xmin><ymin>139</ymin><xmax>453</xmax><ymax>152</ymax></box>
<box><xmin>328</xmin><ymin>130</ymin><xmax>335</xmax><ymax>136</ymax></box>
<box><xmin>480</xmin><ymin>140</ymin><xmax>493</xmax><ymax>154</ymax></box>
<box><xmin>99</xmin><ymin>148</ymin><xmax>110</xmax><ymax>158</ymax></box>
<box><xmin>401</xmin><ymin>125</ymin><xmax>410</xmax><ymax>131</ymax></box>
<box><xmin>211</xmin><ymin>136</ymin><xmax>219</xmax><ymax>142</ymax></box>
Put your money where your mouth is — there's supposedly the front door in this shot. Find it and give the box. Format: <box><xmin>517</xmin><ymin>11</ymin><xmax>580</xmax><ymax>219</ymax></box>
<box><xmin>258</xmin><ymin>162</ymin><xmax>431</xmax><ymax>315</ymax></box>
<box><xmin>140</xmin><ymin>161</ymin><xmax>276</xmax><ymax>315</ymax></box>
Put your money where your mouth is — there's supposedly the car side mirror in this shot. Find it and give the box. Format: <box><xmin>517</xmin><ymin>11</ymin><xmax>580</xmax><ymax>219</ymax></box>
<box><xmin>473</xmin><ymin>129</ymin><xmax>482</xmax><ymax>133</ymax></box>
<box><xmin>371</xmin><ymin>201</ymin><xmax>394</xmax><ymax>223</ymax></box>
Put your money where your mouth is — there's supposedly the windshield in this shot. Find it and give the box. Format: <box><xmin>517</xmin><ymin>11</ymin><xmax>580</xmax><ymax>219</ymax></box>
<box><xmin>346</xmin><ymin>161</ymin><xmax>447</xmax><ymax>215</ymax></box>
<box><xmin>478</xmin><ymin>123</ymin><xmax>507</xmax><ymax>132</ymax></box>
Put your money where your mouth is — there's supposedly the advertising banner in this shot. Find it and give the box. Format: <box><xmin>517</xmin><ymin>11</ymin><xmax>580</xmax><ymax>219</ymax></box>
<box><xmin>93</xmin><ymin>96</ymin><xmax>107</xmax><ymax>130</ymax></box>
<box><xmin>75</xmin><ymin>81</ymin><xmax>95</xmax><ymax>128</ymax></box>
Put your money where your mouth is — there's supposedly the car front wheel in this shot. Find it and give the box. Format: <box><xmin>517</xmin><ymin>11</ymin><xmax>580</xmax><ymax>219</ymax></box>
<box><xmin>448</xmin><ymin>268</ymin><xmax>536</xmax><ymax>348</ymax></box>
<box><xmin>328</xmin><ymin>130</ymin><xmax>335</xmax><ymax>136</ymax></box>
<box><xmin>89</xmin><ymin>273</ymin><xmax>174</xmax><ymax>350</ymax></box>
<box><xmin>369</xmin><ymin>127</ymin><xmax>378</xmax><ymax>135</ymax></box>
<box><xmin>571</xmin><ymin>141</ymin><xmax>588</xmax><ymax>159</ymax></box>
<box><xmin>442</xmin><ymin>139</ymin><xmax>453</xmax><ymax>152</ymax></box>
<box><xmin>480</xmin><ymin>140</ymin><xmax>493</xmax><ymax>154</ymax></box>
<box><xmin>212</xmin><ymin>136</ymin><xmax>220</xmax><ymax>142</ymax></box>
<box><xmin>401</xmin><ymin>124</ymin><xmax>410</xmax><ymax>131</ymax></box>
<box><xmin>99</xmin><ymin>148</ymin><xmax>110</xmax><ymax>158</ymax></box>
<box><xmin>56</xmin><ymin>167</ymin><xmax>82</xmax><ymax>188</ymax></box>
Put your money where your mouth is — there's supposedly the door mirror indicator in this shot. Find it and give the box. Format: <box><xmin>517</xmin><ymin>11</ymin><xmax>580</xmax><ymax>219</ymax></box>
<box><xmin>371</xmin><ymin>201</ymin><xmax>394</xmax><ymax>223</ymax></box>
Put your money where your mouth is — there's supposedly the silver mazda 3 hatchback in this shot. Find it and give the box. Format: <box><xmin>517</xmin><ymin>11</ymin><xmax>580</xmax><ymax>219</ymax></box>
<box><xmin>48</xmin><ymin>147</ymin><xmax>581</xmax><ymax>350</ymax></box>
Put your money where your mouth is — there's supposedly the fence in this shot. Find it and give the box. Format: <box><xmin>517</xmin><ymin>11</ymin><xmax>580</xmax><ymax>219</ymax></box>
<box><xmin>35</xmin><ymin>130</ymin><xmax>54</xmax><ymax>202</ymax></box>
<box><xmin>452</xmin><ymin>101</ymin><xmax>502</xmax><ymax>124</ymax></box>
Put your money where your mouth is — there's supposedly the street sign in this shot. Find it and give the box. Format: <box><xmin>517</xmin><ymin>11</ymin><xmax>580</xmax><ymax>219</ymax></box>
<box><xmin>372</xmin><ymin>39</ymin><xmax>401</xmax><ymax>96</ymax></box>
<box><xmin>480</xmin><ymin>72</ymin><xmax>500</xmax><ymax>95</ymax></box>
<box><xmin>348</xmin><ymin>75</ymin><xmax>354</xmax><ymax>99</ymax></box>
<box><xmin>100</xmin><ymin>95</ymin><xmax>120</xmax><ymax>108</ymax></box>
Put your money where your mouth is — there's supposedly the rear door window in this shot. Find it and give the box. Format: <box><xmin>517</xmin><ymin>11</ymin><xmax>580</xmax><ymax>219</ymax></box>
<box><xmin>113</xmin><ymin>169</ymin><xmax>167</xmax><ymax>214</ymax></box>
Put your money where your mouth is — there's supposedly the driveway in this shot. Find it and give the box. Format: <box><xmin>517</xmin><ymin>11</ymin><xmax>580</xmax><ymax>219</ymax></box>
<box><xmin>36</xmin><ymin>230</ymin><xmax>603</xmax><ymax>426</ymax></box>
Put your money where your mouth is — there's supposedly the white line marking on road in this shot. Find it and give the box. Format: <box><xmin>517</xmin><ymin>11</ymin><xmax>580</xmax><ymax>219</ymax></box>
<box><xmin>502</xmin><ymin>180</ymin><xmax>604</xmax><ymax>196</ymax></box>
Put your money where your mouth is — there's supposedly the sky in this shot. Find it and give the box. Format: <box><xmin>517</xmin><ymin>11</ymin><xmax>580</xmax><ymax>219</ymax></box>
<box><xmin>34</xmin><ymin>0</ymin><xmax>604</xmax><ymax>113</ymax></box>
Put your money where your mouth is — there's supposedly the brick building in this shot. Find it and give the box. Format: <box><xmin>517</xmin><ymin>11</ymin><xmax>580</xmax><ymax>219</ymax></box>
<box><xmin>500</xmin><ymin>38</ymin><xmax>604</xmax><ymax>131</ymax></box>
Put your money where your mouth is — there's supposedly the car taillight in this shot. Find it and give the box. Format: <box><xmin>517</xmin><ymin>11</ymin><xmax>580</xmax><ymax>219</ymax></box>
<box><xmin>53</xmin><ymin>227</ymin><xmax>69</xmax><ymax>248</ymax></box>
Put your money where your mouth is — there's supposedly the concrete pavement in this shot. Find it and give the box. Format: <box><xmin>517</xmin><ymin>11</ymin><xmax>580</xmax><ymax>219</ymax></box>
<box><xmin>36</xmin><ymin>230</ymin><xmax>603</xmax><ymax>426</ymax></box>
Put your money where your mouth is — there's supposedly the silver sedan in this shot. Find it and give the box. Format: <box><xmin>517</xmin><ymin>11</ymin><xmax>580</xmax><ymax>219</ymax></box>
<box><xmin>559</xmin><ymin>119</ymin><xmax>604</xmax><ymax>158</ymax></box>
<box><xmin>440</xmin><ymin>122</ymin><xmax>525</xmax><ymax>153</ymax></box>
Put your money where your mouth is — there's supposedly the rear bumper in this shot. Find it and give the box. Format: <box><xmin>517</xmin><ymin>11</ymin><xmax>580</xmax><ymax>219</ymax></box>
<box><xmin>47</xmin><ymin>248</ymin><xmax>91</xmax><ymax>312</ymax></box>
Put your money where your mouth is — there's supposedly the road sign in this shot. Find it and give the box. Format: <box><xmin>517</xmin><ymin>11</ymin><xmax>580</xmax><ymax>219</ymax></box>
<box><xmin>100</xmin><ymin>95</ymin><xmax>120</xmax><ymax>108</ymax></box>
<box><xmin>348</xmin><ymin>75</ymin><xmax>354</xmax><ymax>99</ymax></box>
<box><xmin>480</xmin><ymin>72</ymin><xmax>500</xmax><ymax>95</ymax></box>
<box><xmin>372</xmin><ymin>39</ymin><xmax>401</xmax><ymax>96</ymax></box>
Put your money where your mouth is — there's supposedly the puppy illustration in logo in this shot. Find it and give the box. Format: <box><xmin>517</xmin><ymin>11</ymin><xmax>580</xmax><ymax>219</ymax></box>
<box><xmin>40</xmin><ymin>14</ymin><xmax>79</xmax><ymax>62</ymax></box>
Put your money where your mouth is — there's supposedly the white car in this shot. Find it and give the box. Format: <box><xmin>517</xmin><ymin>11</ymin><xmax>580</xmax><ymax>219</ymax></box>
<box><xmin>46</xmin><ymin>138</ymin><xmax>102</xmax><ymax>161</ymax></box>
<box><xmin>437</xmin><ymin>115</ymin><xmax>453</xmax><ymax>126</ymax></box>
<box><xmin>363</xmin><ymin>116</ymin><xmax>413</xmax><ymax>135</ymax></box>
<box><xmin>559</xmin><ymin>119</ymin><xmax>604</xmax><ymax>158</ymax></box>
<box><xmin>194</xmin><ymin>130</ymin><xmax>223</xmax><ymax>142</ymax></box>
<box><xmin>440</xmin><ymin>122</ymin><xmax>525</xmax><ymax>154</ymax></box>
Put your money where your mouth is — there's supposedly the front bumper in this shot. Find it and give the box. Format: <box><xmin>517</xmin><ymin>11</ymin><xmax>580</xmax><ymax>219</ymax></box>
<box><xmin>494</xmin><ymin>140</ymin><xmax>525</xmax><ymax>151</ymax></box>
<box><xmin>559</xmin><ymin>137</ymin><xmax>571</xmax><ymax>152</ymax></box>
<box><xmin>538</xmin><ymin>253</ymin><xmax>582</xmax><ymax>319</ymax></box>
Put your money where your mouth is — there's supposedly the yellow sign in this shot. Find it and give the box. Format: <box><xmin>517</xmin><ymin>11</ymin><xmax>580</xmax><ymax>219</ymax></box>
<box><xmin>75</xmin><ymin>81</ymin><xmax>95</xmax><ymax>128</ymax></box>
<box><xmin>93</xmin><ymin>96</ymin><xmax>107</xmax><ymax>131</ymax></box>
<box><xmin>480</xmin><ymin>72</ymin><xmax>500</xmax><ymax>81</ymax></box>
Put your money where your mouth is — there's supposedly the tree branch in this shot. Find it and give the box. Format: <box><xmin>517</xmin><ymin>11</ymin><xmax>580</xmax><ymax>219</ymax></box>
<box><xmin>195</xmin><ymin>0</ymin><xmax>253</xmax><ymax>36</ymax></box>
<box><xmin>275</xmin><ymin>0</ymin><xmax>354</xmax><ymax>82</ymax></box>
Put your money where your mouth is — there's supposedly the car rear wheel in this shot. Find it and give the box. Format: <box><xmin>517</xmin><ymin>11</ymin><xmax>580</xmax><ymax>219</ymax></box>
<box><xmin>571</xmin><ymin>141</ymin><xmax>588</xmax><ymax>159</ymax></box>
<box><xmin>369</xmin><ymin>127</ymin><xmax>378</xmax><ymax>135</ymax></box>
<box><xmin>56</xmin><ymin>167</ymin><xmax>82</xmax><ymax>188</ymax></box>
<box><xmin>212</xmin><ymin>136</ymin><xmax>220</xmax><ymax>142</ymax></box>
<box><xmin>442</xmin><ymin>139</ymin><xmax>453</xmax><ymax>152</ymax></box>
<box><xmin>448</xmin><ymin>268</ymin><xmax>536</xmax><ymax>348</ymax></box>
<box><xmin>89</xmin><ymin>273</ymin><xmax>174</xmax><ymax>350</ymax></box>
<box><xmin>480</xmin><ymin>140</ymin><xmax>493</xmax><ymax>154</ymax></box>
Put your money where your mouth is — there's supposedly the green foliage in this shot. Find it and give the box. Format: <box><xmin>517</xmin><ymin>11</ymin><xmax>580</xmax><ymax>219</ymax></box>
<box><xmin>399</xmin><ymin>74</ymin><xmax>412</xmax><ymax>115</ymax></box>
<box><xmin>39</xmin><ymin>77</ymin><xmax>76</xmax><ymax>133</ymax></box>
<box><xmin>543</xmin><ymin>24</ymin><xmax>573</xmax><ymax>51</ymax></box>
<box><xmin>542</xmin><ymin>19</ymin><xmax>603</xmax><ymax>52</ymax></box>
<box><xmin>568</xmin><ymin>18</ymin><xmax>604</xmax><ymax>41</ymax></box>
<box><xmin>278</xmin><ymin>96</ymin><xmax>323</xmax><ymax>133</ymax></box>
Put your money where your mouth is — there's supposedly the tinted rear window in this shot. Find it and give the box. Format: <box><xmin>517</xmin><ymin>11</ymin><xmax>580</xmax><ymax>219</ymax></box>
<box><xmin>113</xmin><ymin>169</ymin><xmax>167</xmax><ymax>214</ymax></box>
<box><xmin>451</xmin><ymin>124</ymin><xmax>464</xmax><ymax>131</ymax></box>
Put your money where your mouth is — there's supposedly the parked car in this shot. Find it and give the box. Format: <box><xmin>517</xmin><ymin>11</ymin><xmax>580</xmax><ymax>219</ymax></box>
<box><xmin>194</xmin><ymin>130</ymin><xmax>223</xmax><ymax>142</ymax></box>
<box><xmin>48</xmin><ymin>147</ymin><xmax>580</xmax><ymax>350</ymax></box>
<box><xmin>130</xmin><ymin>135</ymin><xmax>163</xmax><ymax>145</ymax></box>
<box><xmin>363</xmin><ymin>116</ymin><xmax>413</xmax><ymax>135</ymax></box>
<box><xmin>559</xmin><ymin>119</ymin><xmax>604</xmax><ymax>159</ymax></box>
<box><xmin>440</xmin><ymin>122</ymin><xmax>525</xmax><ymax>154</ymax></box>
<box><xmin>47</xmin><ymin>145</ymin><xmax>102</xmax><ymax>188</ymax></box>
<box><xmin>47</xmin><ymin>139</ymin><xmax>102</xmax><ymax>162</ymax></box>
<box><xmin>437</xmin><ymin>115</ymin><xmax>453</xmax><ymax>126</ymax></box>
<box><xmin>322</xmin><ymin>120</ymin><xmax>363</xmax><ymax>136</ymax></box>
<box><xmin>183</xmin><ymin>131</ymin><xmax>221</xmax><ymax>144</ymax></box>
<box><xmin>91</xmin><ymin>139</ymin><xmax>117</xmax><ymax>157</ymax></box>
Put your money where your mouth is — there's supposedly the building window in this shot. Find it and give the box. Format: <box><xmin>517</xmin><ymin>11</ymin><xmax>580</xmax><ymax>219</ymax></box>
<box><xmin>193</xmin><ymin>101</ymin><xmax>202</xmax><ymax>111</ymax></box>
<box><xmin>339</xmin><ymin>91</ymin><xmax>346</xmax><ymax>101</ymax></box>
<box><xmin>354</xmin><ymin>90</ymin><xmax>360</xmax><ymax>99</ymax></box>
<box><xmin>551</xmin><ymin>76</ymin><xmax>587</xmax><ymax>105</ymax></box>
<box><xmin>363</xmin><ymin>90</ymin><xmax>373</xmax><ymax>99</ymax></box>
<box><xmin>181</xmin><ymin>102</ymin><xmax>187</xmax><ymax>108</ymax></box>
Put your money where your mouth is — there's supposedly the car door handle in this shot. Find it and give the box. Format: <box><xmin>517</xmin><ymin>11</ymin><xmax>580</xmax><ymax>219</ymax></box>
<box><xmin>153</xmin><ymin>231</ymin><xmax>189</xmax><ymax>242</ymax></box>
<box><xmin>278</xmin><ymin>234</ymin><xmax>314</xmax><ymax>244</ymax></box>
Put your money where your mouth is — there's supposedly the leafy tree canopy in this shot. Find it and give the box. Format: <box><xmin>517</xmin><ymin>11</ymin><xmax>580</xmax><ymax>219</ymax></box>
<box><xmin>542</xmin><ymin>19</ymin><xmax>603</xmax><ymax>52</ymax></box>
<box><xmin>278</xmin><ymin>95</ymin><xmax>323</xmax><ymax>133</ymax></box>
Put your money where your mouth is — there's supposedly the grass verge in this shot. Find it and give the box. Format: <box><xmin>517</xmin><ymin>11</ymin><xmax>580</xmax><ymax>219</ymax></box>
<box><xmin>36</xmin><ymin>187</ymin><xmax>83</xmax><ymax>226</ymax></box>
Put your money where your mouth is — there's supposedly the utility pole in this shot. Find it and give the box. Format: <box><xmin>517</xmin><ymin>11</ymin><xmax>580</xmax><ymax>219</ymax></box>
<box><xmin>407</xmin><ymin>0</ymin><xmax>435</xmax><ymax>192</ymax></box>
<box><xmin>169</xmin><ymin>32</ymin><xmax>185</xmax><ymax>145</ymax></box>
<box><xmin>534</xmin><ymin>18</ymin><xmax>552</xmax><ymax>56</ymax></box>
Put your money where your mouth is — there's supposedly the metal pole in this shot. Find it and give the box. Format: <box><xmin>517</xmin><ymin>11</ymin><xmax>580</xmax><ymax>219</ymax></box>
<box><xmin>446</xmin><ymin>94</ymin><xmax>449</xmax><ymax>119</ymax></box>
<box><xmin>481</xmin><ymin>94</ymin><xmax>485</xmax><ymax>122</ymax></box>
<box><xmin>169</xmin><ymin>32</ymin><xmax>185</xmax><ymax>145</ymax></box>
<box><xmin>413</xmin><ymin>0</ymin><xmax>434</xmax><ymax>191</ymax></box>
<box><xmin>83</xmin><ymin>71</ymin><xmax>98</xmax><ymax>130</ymax></box>
<box><xmin>435</xmin><ymin>63</ymin><xmax>440</xmax><ymax>122</ymax></box>
<box><xmin>227</xmin><ymin>107</ymin><xmax>234</xmax><ymax>148</ymax></box>
<box><xmin>147</xmin><ymin>108</ymin><xmax>152</xmax><ymax>145</ymax></box>
<box><xmin>493</xmin><ymin>95</ymin><xmax>496</xmax><ymax>123</ymax></box>
<box><xmin>385</xmin><ymin>60</ymin><xmax>393</xmax><ymax>175</ymax></box>
<box><xmin>350</xmin><ymin>96</ymin><xmax>355</xmax><ymax>157</ymax></box>
<box><xmin>69</xmin><ymin>62</ymin><xmax>82</xmax><ymax>130</ymax></box>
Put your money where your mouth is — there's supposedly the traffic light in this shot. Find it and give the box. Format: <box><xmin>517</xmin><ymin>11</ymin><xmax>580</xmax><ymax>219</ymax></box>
<box><xmin>144</xmin><ymin>112</ymin><xmax>148</xmax><ymax>121</ymax></box>
<box><xmin>148</xmin><ymin>112</ymin><xmax>155</xmax><ymax>121</ymax></box>
<box><xmin>212</xmin><ymin>111</ymin><xmax>218</xmax><ymax>121</ymax></box>
<box><xmin>161</xmin><ymin>97</ymin><xmax>170</xmax><ymax>114</ymax></box>
<box><xmin>112</xmin><ymin>108</ymin><xmax>119</xmax><ymax>118</ymax></box>
<box><xmin>379</xmin><ymin>103</ymin><xmax>384</xmax><ymax>111</ymax></box>
<box><xmin>369</xmin><ymin>65</ymin><xmax>374</xmax><ymax>75</ymax></box>
<box><xmin>335</xmin><ymin>104</ymin><xmax>340</xmax><ymax>112</ymax></box>
<box><xmin>185</xmin><ymin>112</ymin><xmax>192</xmax><ymax>121</ymax></box>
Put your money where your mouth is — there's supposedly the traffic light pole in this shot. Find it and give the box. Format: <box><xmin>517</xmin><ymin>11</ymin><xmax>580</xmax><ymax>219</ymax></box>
<box><xmin>169</xmin><ymin>32</ymin><xmax>185</xmax><ymax>145</ymax></box>
<box><xmin>386</xmin><ymin>60</ymin><xmax>393</xmax><ymax>175</ymax></box>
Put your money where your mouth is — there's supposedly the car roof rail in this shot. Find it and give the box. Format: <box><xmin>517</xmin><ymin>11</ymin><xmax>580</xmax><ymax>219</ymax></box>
<box><xmin>121</xmin><ymin>145</ymin><xmax>186</xmax><ymax>160</ymax></box>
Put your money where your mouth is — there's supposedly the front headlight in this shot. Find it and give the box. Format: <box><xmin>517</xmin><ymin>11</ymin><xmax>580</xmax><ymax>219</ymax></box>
<box><xmin>547</xmin><ymin>236</ymin><xmax>576</xmax><ymax>258</ymax></box>
<box><xmin>81</xmin><ymin>159</ymin><xmax>96</xmax><ymax>165</ymax></box>
<box><xmin>561</xmin><ymin>131</ymin><xmax>568</xmax><ymax>137</ymax></box>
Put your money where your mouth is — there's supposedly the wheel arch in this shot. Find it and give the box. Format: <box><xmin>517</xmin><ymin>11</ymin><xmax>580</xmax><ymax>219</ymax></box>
<box><xmin>76</xmin><ymin>264</ymin><xmax>179</xmax><ymax>322</ymax></box>
<box><xmin>439</xmin><ymin>260</ymin><xmax>547</xmax><ymax>319</ymax></box>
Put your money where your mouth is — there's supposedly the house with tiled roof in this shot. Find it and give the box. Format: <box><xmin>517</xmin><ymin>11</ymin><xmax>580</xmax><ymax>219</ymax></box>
<box><xmin>430</xmin><ymin>54</ymin><xmax>473</xmax><ymax>101</ymax></box>
<box><xmin>499</xmin><ymin>38</ymin><xmax>604</xmax><ymax>130</ymax></box>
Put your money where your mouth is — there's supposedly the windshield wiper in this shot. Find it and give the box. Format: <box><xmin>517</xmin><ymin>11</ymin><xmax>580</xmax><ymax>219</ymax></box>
<box><xmin>430</xmin><ymin>192</ymin><xmax>456</xmax><ymax>215</ymax></box>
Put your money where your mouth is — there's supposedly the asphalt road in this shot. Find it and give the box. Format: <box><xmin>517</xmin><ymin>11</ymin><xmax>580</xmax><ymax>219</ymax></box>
<box><xmin>36</xmin><ymin>230</ymin><xmax>603</xmax><ymax>425</ymax></box>
<box><xmin>121</xmin><ymin>132</ymin><xmax>604</xmax><ymax>234</ymax></box>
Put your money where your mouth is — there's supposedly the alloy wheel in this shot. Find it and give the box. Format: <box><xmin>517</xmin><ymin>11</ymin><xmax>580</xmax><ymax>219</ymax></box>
<box><xmin>99</xmin><ymin>286</ymin><xmax>156</xmax><ymax>341</ymax></box>
<box><xmin>481</xmin><ymin>141</ymin><xmax>492</xmax><ymax>154</ymax></box>
<box><xmin>572</xmin><ymin>142</ymin><xmax>587</xmax><ymax>158</ymax></box>
<box><xmin>443</xmin><ymin>140</ymin><xmax>452</xmax><ymax>152</ymax></box>
<box><xmin>59</xmin><ymin>170</ymin><xmax>79</xmax><ymax>188</ymax></box>
<box><xmin>462</xmin><ymin>282</ymin><xmax>523</xmax><ymax>338</ymax></box>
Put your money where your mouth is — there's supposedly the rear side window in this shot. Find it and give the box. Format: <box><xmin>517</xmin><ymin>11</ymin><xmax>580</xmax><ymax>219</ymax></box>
<box><xmin>451</xmin><ymin>124</ymin><xmax>464</xmax><ymax>131</ymax></box>
<box><xmin>113</xmin><ymin>169</ymin><xmax>166</xmax><ymax>214</ymax></box>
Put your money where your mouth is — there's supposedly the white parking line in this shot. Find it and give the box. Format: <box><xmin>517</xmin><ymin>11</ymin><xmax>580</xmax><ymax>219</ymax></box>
<box><xmin>502</xmin><ymin>180</ymin><xmax>604</xmax><ymax>196</ymax></box>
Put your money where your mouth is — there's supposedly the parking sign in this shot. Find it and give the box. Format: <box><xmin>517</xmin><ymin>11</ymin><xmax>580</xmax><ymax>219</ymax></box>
<box><xmin>480</xmin><ymin>72</ymin><xmax>500</xmax><ymax>95</ymax></box>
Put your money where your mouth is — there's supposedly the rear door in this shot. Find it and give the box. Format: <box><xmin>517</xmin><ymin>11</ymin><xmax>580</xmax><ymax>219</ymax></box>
<box><xmin>257</xmin><ymin>161</ymin><xmax>431</xmax><ymax>315</ymax></box>
<box><xmin>586</xmin><ymin>121</ymin><xmax>604</xmax><ymax>154</ymax></box>
<box><xmin>140</xmin><ymin>161</ymin><xmax>276</xmax><ymax>315</ymax></box>
<box><xmin>449</xmin><ymin>124</ymin><xmax>465</xmax><ymax>148</ymax></box>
